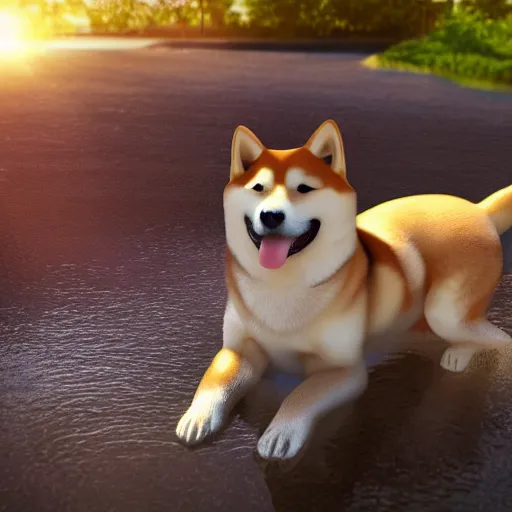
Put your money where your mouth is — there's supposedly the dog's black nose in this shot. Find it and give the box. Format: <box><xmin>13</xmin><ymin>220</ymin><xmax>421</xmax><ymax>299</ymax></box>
<box><xmin>260</xmin><ymin>210</ymin><xmax>285</xmax><ymax>229</ymax></box>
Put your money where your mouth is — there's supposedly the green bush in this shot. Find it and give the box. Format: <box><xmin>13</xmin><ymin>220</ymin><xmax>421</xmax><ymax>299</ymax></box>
<box><xmin>379</xmin><ymin>8</ymin><xmax>512</xmax><ymax>85</ymax></box>
<box><xmin>430</xmin><ymin>9</ymin><xmax>512</xmax><ymax>58</ymax></box>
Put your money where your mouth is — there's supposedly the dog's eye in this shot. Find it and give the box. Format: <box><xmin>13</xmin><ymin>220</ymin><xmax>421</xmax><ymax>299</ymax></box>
<box><xmin>297</xmin><ymin>184</ymin><xmax>315</xmax><ymax>194</ymax></box>
<box><xmin>252</xmin><ymin>183</ymin><xmax>264</xmax><ymax>192</ymax></box>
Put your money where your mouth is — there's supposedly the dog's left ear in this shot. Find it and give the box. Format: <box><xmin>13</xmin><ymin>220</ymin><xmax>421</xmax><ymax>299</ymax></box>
<box><xmin>305</xmin><ymin>120</ymin><xmax>346</xmax><ymax>176</ymax></box>
<box><xmin>230</xmin><ymin>125</ymin><xmax>265</xmax><ymax>180</ymax></box>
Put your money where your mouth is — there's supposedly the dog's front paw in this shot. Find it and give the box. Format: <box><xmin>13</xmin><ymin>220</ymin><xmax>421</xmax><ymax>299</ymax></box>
<box><xmin>257</xmin><ymin>419</ymin><xmax>312</xmax><ymax>461</ymax></box>
<box><xmin>176</xmin><ymin>402</ymin><xmax>225</xmax><ymax>446</ymax></box>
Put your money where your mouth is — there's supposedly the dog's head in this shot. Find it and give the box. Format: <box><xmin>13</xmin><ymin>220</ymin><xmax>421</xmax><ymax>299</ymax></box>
<box><xmin>224</xmin><ymin>120</ymin><xmax>358</xmax><ymax>284</ymax></box>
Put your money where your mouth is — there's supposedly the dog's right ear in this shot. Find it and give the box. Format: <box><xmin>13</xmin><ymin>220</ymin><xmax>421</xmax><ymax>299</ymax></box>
<box><xmin>305</xmin><ymin>120</ymin><xmax>346</xmax><ymax>177</ymax></box>
<box><xmin>230</xmin><ymin>126</ymin><xmax>264</xmax><ymax>180</ymax></box>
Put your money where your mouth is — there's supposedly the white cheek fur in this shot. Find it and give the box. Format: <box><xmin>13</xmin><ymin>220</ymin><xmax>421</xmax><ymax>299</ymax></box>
<box><xmin>224</xmin><ymin>184</ymin><xmax>357</xmax><ymax>285</ymax></box>
<box><xmin>225</xmin><ymin>185</ymin><xmax>356</xmax><ymax>239</ymax></box>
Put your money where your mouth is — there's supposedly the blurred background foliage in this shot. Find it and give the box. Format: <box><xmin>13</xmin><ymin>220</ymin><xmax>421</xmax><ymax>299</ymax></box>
<box><xmin>379</xmin><ymin>7</ymin><xmax>512</xmax><ymax>84</ymax></box>
<box><xmin>1</xmin><ymin>0</ymin><xmax>511</xmax><ymax>39</ymax></box>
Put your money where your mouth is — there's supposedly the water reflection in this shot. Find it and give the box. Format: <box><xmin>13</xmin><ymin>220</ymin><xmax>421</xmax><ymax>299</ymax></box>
<box><xmin>234</xmin><ymin>343</ymin><xmax>512</xmax><ymax>511</ymax></box>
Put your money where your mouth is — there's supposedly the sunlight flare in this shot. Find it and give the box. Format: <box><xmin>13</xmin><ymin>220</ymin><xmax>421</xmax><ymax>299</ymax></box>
<box><xmin>0</xmin><ymin>10</ymin><xmax>29</xmax><ymax>55</ymax></box>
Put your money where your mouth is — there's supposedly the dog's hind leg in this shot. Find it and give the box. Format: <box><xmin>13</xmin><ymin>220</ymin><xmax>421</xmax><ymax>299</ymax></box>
<box><xmin>424</xmin><ymin>277</ymin><xmax>511</xmax><ymax>373</ymax></box>
<box><xmin>437</xmin><ymin>324</ymin><xmax>510</xmax><ymax>373</ymax></box>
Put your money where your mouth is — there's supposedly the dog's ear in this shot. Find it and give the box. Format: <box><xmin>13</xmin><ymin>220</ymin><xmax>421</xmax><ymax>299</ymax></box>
<box><xmin>305</xmin><ymin>120</ymin><xmax>346</xmax><ymax>176</ymax></box>
<box><xmin>230</xmin><ymin>126</ymin><xmax>265</xmax><ymax>180</ymax></box>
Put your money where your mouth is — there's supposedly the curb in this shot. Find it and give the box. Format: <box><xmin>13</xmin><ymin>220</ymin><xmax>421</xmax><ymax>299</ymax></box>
<box><xmin>362</xmin><ymin>55</ymin><xmax>512</xmax><ymax>93</ymax></box>
<box><xmin>135</xmin><ymin>38</ymin><xmax>397</xmax><ymax>54</ymax></box>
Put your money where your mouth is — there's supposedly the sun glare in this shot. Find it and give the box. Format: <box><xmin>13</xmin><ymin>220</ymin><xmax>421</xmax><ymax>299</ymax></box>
<box><xmin>0</xmin><ymin>10</ymin><xmax>29</xmax><ymax>56</ymax></box>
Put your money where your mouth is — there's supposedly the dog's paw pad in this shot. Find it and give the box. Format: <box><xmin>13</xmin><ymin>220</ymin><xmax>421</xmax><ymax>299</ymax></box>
<box><xmin>257</xmin><ymin>421</ymin><xmax>310</xmax><ymax>461</ymax></box>
<box><xmin>440</xmin><ymin>347</ymin><xmax>475</xmax><ymax>373</ymax></box>
<box><xmin>176</xmin><ymin>406</ymin><xmax>224</xmax><ymax>446</ymax></box>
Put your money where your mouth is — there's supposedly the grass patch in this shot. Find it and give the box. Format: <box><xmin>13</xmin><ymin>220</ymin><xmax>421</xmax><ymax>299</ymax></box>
<box><xmin>373</xmin><ymin>9</ymin><xmax>512</xmax><ymax>89</ymax></box>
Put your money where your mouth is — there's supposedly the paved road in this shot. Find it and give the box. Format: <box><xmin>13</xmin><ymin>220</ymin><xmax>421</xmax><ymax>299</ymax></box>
<box><xmin>0</xmin><ymin>44</ymin><xmax>511</xmax><ymax>512</ymax></box>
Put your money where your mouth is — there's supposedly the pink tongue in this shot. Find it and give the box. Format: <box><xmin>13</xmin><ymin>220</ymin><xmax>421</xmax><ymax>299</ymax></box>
<box><xmin>258</xmin><ymin>236</ymin><xmax>293</xmax><ymax>269</ymax></box>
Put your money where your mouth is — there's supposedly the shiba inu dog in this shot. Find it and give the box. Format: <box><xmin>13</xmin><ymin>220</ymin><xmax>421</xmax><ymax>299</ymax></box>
<box><xmin>176</xmin><ymin>120</ymin><xmax>512</xmax><ymax>461</ymax></box>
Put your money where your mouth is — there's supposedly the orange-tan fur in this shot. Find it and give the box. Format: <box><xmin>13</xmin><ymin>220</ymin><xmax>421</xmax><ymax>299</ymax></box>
<box><xmin>176</xmin><ymin>120</ymin><xmax>512</xmax><ymax>461</ymax></box>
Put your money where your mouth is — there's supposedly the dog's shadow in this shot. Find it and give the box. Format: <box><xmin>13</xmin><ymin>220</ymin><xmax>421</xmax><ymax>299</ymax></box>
<box><xmin>237</xmin><ymin>347</ymin><xmax>498</xmax><ymax>512</ymax></box>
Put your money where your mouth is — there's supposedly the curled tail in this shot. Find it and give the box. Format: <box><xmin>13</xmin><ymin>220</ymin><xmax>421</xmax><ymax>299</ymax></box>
<box><xmin>478</xmin><ymin>184</ymin><xmax>512</xmax><ymax>235</ymax></box>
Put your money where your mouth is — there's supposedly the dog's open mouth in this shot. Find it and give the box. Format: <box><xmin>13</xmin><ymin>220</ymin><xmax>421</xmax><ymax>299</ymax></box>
<box><xmin>244</xmin><ymin>216</ymin><xmax>321</xmax><ymax>270</ymax></box>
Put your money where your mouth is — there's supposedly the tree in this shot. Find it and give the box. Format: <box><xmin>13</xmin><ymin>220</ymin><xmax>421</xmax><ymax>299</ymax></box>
<box><xmin>244</xmin><ymin>0</ymin><xmax>434</xmax><ymax>37</ymax></box>
<box><xmin>244</xmin><ymin>0</ymin><xmax>340</xmax><ymax>36</ymax></box>
<box><xmin>205</xmin><ymin>0</ymin><xmax>232</xmax><ymax>27</ymax></box>
<box><xmin>463</xmin><ymin>0</ymin><xmax>512</xmax><ymax>18</ymax></box>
